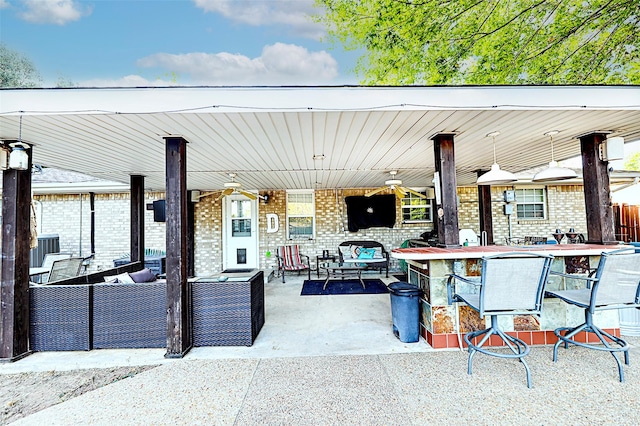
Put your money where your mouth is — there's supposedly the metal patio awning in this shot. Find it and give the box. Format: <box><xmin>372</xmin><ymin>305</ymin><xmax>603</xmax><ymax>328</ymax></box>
<box><xmin>1</xmin><ymin>85</ymin><xmax>639</xmax><ymax>191</ymax></box>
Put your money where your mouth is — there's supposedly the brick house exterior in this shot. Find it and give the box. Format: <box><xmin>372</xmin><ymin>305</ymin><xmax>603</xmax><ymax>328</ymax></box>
<box><xmin>30</xmin><ymin>183</ymin><xmax>588</xmax><ymax>276</ymax></box>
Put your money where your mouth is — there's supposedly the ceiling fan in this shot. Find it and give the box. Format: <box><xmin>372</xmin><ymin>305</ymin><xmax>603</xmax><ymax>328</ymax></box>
<box><xmin>198</xmin><ymin>173</ymin><xmax>258</xmax><ymax>201</ymax></box>
<box><xmin>365</xmin><ymin>171</ymin><xmax>427</xmax><ymax>199</ymax></box>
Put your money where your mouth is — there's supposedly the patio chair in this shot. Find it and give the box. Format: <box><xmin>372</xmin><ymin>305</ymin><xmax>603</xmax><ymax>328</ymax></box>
<box><xmin>276</xmin><ymin>245</ymin><xmax>310</xmax><ymax>283</ymax></box>
<box><xmin>447</xmin><ymin>252</ymin><xmax>553</xmax><ymax>388</ymax></box>
<box><xmin>545</xmin><ymin>248</ymin><xmax>640</xmax><ymax>382</ymax></box>
<box><xmin>36</xmin><ymin>252</ymin><xmax>72</xmax><ymax>282</ymax></box>
<box><xmin>47</xmin><ymin>257</ymin><xmax>84</xmax><ymax>283</ymax></box>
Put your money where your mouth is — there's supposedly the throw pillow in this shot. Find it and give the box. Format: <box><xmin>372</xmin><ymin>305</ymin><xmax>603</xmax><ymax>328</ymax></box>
<box><xmin>339</xmin><ymin>246</ymin><xmax>352</xmax><ymax>259</ymax></box>
<box><xmin>373</xmin><ymin>247</ymin><xmax>384</xmax><ymax>259</ymax></box>
<box><xmin>115</xmin><ymin>272</ymin><xmax>135</xmax><ymax>284</ymax></box>
<box><xmin>103</xmin><ymin>275</ymin><xmax>119</xmax><ymax>283</ymax></box>
<box><xmin>129</xmin><ymin>268</ymin><xmax>157</xmax><ymax>283</ymax></box>
<box><xmin>350</xmin><ymin>245</ymin><xmax>362</xmax><ymax>259</ymax></box>
<box><xmin>358</xmin><ymin>248</ymin><xmax>375</xmax><ymax>259</ymax></box>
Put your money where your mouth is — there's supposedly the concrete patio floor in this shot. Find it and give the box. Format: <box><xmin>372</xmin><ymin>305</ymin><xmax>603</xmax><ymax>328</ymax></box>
<box><xmin>2</xmin><ymin>272</ymin><xmax>639</xmax><ymax>425</ymax></box>
<box><xmin>1</xmin><ymin>272</ymin><xmax>429</xmax><ymax>374</ymax></box>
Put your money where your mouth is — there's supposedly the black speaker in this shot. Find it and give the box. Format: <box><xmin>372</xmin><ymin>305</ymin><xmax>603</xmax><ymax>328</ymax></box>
<box><xmin>153</xmin><ymin>200</ymin><xmax>166</xmax><ymax>222</ymax></box>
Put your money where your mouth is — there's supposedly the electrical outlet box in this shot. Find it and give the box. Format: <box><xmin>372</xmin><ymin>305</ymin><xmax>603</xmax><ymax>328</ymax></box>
<box><xmin>0</xmin><ymin>148</ymin><xmax>7</xmax><ymax>170</ymax></box>
<box><xmin>503</xmin><ymin>190</ymin><xmax>515</xmax><ymax>203</ymax></box>
<box><xmin>600</xmin><ymin>136</ymin><xmax>625</xmax><ymax>161</ymax></box>
<box><xmin>504</xmin><ymin>204</ymin><xmax>514</xmax><ymax>215</ymax></box>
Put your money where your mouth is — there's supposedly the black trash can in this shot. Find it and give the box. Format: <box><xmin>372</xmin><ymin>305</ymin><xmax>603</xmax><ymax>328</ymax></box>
<box><xmin>388</xmin><ymin>281</ymin><xmax>422</xmax><ymax>343</ymax></box>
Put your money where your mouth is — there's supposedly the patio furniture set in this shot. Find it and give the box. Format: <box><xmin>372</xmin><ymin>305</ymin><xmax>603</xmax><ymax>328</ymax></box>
<box><xmin>30</xmin><ymin>264</ymin><xmax>264</xmax><ymax>351</ymax></box>
<box><xmin>447</xmin><ymin>248</ymin><xmax>640</xmax><ymax>387</ymax></box>
<box><xmin>276</xmin><ymin>240</ymin><xmax>390</xmax><ymax>284</ymax></box>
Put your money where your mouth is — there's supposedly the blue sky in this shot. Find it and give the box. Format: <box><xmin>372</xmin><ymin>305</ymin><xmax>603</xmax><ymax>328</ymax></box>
<box><xmin>0</xmin><ymin>0</ymin><xmax>360</xmax><ymax>86</ymax></box>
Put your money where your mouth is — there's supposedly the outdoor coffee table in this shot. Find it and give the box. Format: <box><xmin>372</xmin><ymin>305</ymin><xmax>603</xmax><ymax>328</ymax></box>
<box><xmin>319</xmin><ymin>262</ymin><xmax>367</xmax><ymax>290</ymax></box>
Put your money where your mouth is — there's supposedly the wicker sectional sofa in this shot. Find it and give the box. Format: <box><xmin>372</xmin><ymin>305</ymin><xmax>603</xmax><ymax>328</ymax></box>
<box><xmin>29</xmin><ymin>267</ymin><xmax>264</xmax><ymax>351</ymax></box>
<box><xmin>30</xmin><ymin>284</ymin><xmax>91</xmax><ymax>351</ymax></box>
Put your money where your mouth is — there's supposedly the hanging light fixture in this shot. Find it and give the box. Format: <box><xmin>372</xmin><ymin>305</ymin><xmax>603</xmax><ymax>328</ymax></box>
<box><xmin>9</xmin><ymin>116</ymin><xmax>30</xmax><ymax>171</ymax></box>
<box><xmin>532</xmin><ymin>131</ymin><xmax>577</xmax><ymax>182</ymax></box>
<box><xmin>476</xmin><ymin>131</ymin><xmax>518</xmax><ymax>185</ymax></box>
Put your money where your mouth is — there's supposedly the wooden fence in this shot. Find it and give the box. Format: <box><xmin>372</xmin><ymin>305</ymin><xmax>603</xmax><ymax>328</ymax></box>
<box><xmin>614</xmin><ymin>203</ymin><xmax>640</xmax><ymax>243</ymax></box>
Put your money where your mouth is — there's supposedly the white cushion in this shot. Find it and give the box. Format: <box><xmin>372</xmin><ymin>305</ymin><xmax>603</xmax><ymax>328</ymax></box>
<box><xmin>339</xmin><ymin>246</ymin><xmax>352</xmax><ymax>259</ymax></box>
<box><xmin>115</xmin><ymin>272</ymin><xmax>135</xmax><ymax>284</ymax></box>
<box><xmin>373</xmin><ymin>247</ymin><xmax>384</xmax><ymax>259</ymax></box>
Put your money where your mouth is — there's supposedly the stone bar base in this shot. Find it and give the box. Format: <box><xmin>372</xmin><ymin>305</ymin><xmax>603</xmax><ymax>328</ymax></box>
<box><xmin>393</xmin><ymin>244</ymin><xmax>629</xmax><ymax>350</ymax></box>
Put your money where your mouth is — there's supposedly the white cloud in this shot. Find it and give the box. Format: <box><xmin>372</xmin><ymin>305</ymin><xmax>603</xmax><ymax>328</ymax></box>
<box><xmin>136</xmin><ymin>42</ymin><xmax>338</xmax><ymax>85</ymax></box>
<box><xmin>77</xmin><ymin>75</ymin><xmax>179</xmax><ymax>88</ymax></box>
<box><xmin>0</xmin><ymin>1</ymin><xmax>10</xmax><ymax>9</ymax></box>
<box><xmin>193</xmin><ymin>0</ymin><xmax>324</xmax><ymax>39</ymax></box>
<box><xmin>19</xmin><ymin>0</ymin><xmax>91</xmax><ymax>25</ymax></box>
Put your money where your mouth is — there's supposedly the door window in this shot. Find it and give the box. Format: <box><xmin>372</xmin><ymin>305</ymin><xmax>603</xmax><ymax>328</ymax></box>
<box><xmin>231</xmin><ymin>200</ymin><xmax>252</xmax><ymax>237</ymax></box>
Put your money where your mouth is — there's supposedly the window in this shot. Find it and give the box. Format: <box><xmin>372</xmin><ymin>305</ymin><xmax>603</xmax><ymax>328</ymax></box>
<box><xmin>401</xmin><ymin>191</ymin><xmax>432</xmax><ymax>222</ymax></box>
<box><xmin>230</xmin><ymin>199</ymin><xmax>252</xmax><ymax>237</ymax></box>
<box><xmin>286</xmin><ymin>191</ymin><xmax>315</xmax><ymax>239</ymax></box>
<box><xmin>515</xmin><ymin>188</ymin><xmax>546</xmax><ymax>219</ymax></box>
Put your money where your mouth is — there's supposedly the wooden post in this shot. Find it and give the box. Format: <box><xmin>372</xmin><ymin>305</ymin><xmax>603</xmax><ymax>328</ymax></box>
<box><xmin>164</xmin><ymin>136</ymin><xmax>192</xmax><ymax>358</ymax></box>
<box><xmin>580</xmin><ymin>132</ymin><xmax>616</xmax><ymax>244</ymax></box>
<box><xmin>477</xmin><ymin>170</ymin><xmax>494</xmax><ymax>245</ymax></box>
<box><xmin>1</xmin><ymin>143</ymin><xmax>32</xmax><ymax>361</ymax></box>
<box><xmin>433</xmin><ymin>133</ymin><xmax>460</xmax><ymax>247</ymax></box>
<box><xmin>130</xmin><ymin>175</ymin><xmax>145</xmax><ymax>264</ymax></box>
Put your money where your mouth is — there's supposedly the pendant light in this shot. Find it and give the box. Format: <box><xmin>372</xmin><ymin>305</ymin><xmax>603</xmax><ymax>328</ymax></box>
<box><xmin>476</xmin><ymin>131</ymin><xmax>518</xmax><ymax>186</ymax></box>
<box><xmin>532</xmin><ymin>131</ymin><xmax>577</xmax><ymax>182</ymax></box>
<box><xmin>9</xmin><ymin>115</ymin><xmax>30</xmax><ymax>171</ymax></box>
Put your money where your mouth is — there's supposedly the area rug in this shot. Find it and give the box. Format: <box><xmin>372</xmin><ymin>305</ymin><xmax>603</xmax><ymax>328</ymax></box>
<box><xmin>300</xmin><ymin>279</ymin><xmax>389</xmax><ymax>296</ymax></box>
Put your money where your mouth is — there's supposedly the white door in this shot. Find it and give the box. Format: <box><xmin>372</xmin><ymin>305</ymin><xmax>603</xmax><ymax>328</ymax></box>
<box><xmin>223</xmin><ymin>195</ymin><xmax>259</xmax><ymax>270</ymax></box>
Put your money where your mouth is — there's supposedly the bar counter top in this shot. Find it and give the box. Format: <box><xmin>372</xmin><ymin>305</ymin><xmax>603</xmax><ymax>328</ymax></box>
<box><xmin>391</xmin><ymin>243</ymin><xmax>627</xmax><ymax>261</ymax></box>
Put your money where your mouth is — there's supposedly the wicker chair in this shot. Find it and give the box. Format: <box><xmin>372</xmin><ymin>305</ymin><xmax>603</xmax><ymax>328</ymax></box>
<box><xmin>546</xmin><ymin>248</ymin><xmax>640</xmax><ymax>382</ymax></box>
<box><xmin>447</xmin><ymin>252</ymin><xmax>553</xmax><ymax>388</ymax></box>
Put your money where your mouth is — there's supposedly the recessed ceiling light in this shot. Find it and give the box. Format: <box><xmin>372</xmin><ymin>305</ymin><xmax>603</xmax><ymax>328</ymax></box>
<box><xmin>313</xmin><ymin>154</ymin><xmax>325</xmax><ymax>160</ymax></box>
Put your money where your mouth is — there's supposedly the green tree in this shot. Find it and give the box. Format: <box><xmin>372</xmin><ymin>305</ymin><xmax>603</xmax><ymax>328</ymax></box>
<box><xmin>55</xmin><ymin>75</ymin><xmax>77</xmax><ymax>88</ymax></box>
<box><xmin>624</xmin><ymin>151</ymin><xmax>640</xmax><ymax>171</ymax></box>
<box><xmin>0</xmin><ymin>43</ymin><xmax>42</xmax><ymax>88</ymax></box>
<box><xmin>315</xmin><ymin>0</ymin><xmax>640</xmax><ymax>85</ymax></box>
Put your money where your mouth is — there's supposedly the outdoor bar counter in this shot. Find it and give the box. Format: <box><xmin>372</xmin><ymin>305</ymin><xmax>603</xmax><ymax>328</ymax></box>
<box><xmin>391</xmin><ymin>244</ymin><xmax>625</xmax><ymax>349</ymax></box>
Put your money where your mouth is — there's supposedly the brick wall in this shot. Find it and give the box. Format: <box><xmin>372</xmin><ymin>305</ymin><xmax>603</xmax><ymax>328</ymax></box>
<box><xmin>457</xmin><ymin>184</ymin><xmax>587</xmax><ymax>245</ymax></box>
<box><xmin>193</xmin><ymin>192</ymin><xmax>223</xmax><ymax>276</ymax></box>
<box><xmin>33</xmin><ymin>184</ymin><xmax>589</xmax><ymax>276</ymax></box>
<box><xmin>34</xmin><ymin>192</ymin><xmax>166</xmax><ymax>272</ymax></box>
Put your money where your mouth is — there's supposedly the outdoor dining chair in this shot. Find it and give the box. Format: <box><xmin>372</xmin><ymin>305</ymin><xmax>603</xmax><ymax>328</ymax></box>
<box><xmin>545</xmin><ymin>248</ymin><xmax>640</xmax><ymax>382</ymax></box>
<box><xmin>276</xmin><ymin>245</ymin><xmax>311</xmax><ymax>283</ymax></box>
<box><xmin>47</xmin><ymin>257</ymin><xmax>84</xmax><ymax>283</ymax></box>
<box><xmin>447</xmin><ymin>252</ymin><xmax>554</xmax><ymax>388</ymax></box>
<box><xmin>34</xmin><ymin>252</ymin><xmax>72</xmax><ymax>283</ymax></box>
